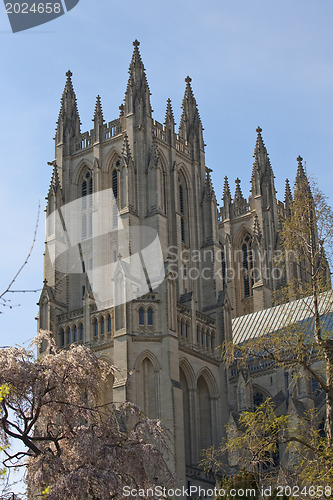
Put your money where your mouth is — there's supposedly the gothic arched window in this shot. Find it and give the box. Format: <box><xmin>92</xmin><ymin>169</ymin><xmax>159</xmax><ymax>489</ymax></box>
<box><xmin>197</xmin><ymin>376</ymin><xmax>213</xmax><ymax>452</ymax></box>
<box><xmin>138</xmin><ymin>357</ymin><xmax>158</xmax><ymax>418</ymax></box>
<box><xmin>111</xmin><ymin>166</ymin><xmax>120</xmax><ymax>229</ymax></box>
<box><xmin>73</xmin><ymin>325</ymin><xmax>78</xmax><ymax>342</ymax></box>
<box><xmin>179</xmin><ymin>184</ymin><xmax>185</xmax><ymax>243</ymax></box>
<box><xmin>81</xmin><ymin>171</ymin><xmax>93</xmax><ymax>240</ymax></box>
<box><xmin>101</xmin><ymin>317</ymin><xmax>105</xmax><ymax>335</ymax></box>
<box><xmin>82</xmin><ymin>180</ymin><xmax>87</xmax><ymax>209</ymax></box>
<box><xmin>139</xmin><ymin>307</ymin><xmax>145</xmax><ymax>326</ymax></box>
<box><xmin>108</xmin><ymin>314</ymin><xmax>112</xmax><ymax>333</ymax></box>
<box><xmin>67</xmin><ymin>327</ymin><xmax>71</xmax><ymax>345</ymax></box>
<box><xmin>242</xmin><ymin>235</ymin><xmax>254</xmax><ymax>298</ymax></box>
<box><xmin>80</xmin><ymin>323</ymin><xmax>84</xmax><ymax>341</ymax></box>
<box><xmin>179</xmin><ymin>185</ymin><xmax>184</xmax><ymax>213</ymax></box>
<box><xmin>112</xmin><ymin>203</ymin><xmax>118</xmax><ymax>229</ymax></box>
<box><xmin>147</xmin><ymin>308</ymin><xmax>153</xmax><ymax>326</ymax></box>
<box><xmin>82</xmin><ymin>214</ymin><xmax>87</xmax><ymax>240</ymax></box>
<box><xmin>94</xmin><ymin>318</ymin><xmax>98</xmax><ymax>337</ymax></box>
<box><xmin>253</xmin><ymin>390</ymin><xmax>265</xmax><ymax>408</ymax></box>
<box><xmin>222</xmin><ymin>249</ymin><xmax>226</xmax><ymax>282</ymax></box>
<box><xmin>112</xmin><ymin>169</ymin><xmax>118</xmax><ymax>200</ymax></box>
<box><xmin>180</xmin><ymin>367</ymin><xmax>192</xmax><ymax>466</ymax></box>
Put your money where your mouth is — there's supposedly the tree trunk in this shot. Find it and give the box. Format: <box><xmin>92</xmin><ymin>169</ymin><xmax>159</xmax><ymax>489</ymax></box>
<box><xmin>324</xmin><ymin>355</ymin><xmax>333</xmax><ymax>444</ymax></box>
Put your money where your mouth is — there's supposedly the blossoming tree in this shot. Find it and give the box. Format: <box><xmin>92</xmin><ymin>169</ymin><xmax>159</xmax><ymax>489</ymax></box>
<box><xmin>0</xmin><ymin>332</ymin><xmax>172</xmax><ymax>499</ymax></box>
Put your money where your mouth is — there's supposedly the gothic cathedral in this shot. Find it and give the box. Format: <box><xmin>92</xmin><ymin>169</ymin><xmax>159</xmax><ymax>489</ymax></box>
<box><xmin>38</xmin><ymin>41</ymin><xmax>315</xmax><ymax>487</ymax></box>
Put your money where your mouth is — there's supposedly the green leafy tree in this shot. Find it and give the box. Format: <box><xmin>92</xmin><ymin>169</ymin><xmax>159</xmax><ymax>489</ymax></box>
<box><xmin>278</xmin><ymin>169</ymin><xmax>333</xmax><ymax>443</ymax></box>
<box><xmin>218</xmin><ymin>469</ymin><xmax>259</xmax><ymax>499</ymax></box>
<box><xmin>203</xmin><ymin>172</ymin><xmax>333</xmax><ymax>496</ymax></box>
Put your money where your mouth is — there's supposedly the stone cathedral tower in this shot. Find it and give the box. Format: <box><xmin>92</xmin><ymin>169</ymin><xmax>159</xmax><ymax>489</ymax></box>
<box><xmin>38</xmin><ymin>41</ymin><xmax>232</xmax><ymax>487</ymax></box>
<box><xmin>37</xmin><ymin>41</ymin><xmax>315</xmax><ymax>487</ymax></box>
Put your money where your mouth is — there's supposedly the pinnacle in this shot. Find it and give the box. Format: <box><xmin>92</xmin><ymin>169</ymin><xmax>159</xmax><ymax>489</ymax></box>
<box><xmin>179</xmin><ymin>75</ymin><xmax>202</xmax><ymax>136</ymax></box>
<box><xmin>64</xmin><ymin>69</ymin><xmax>75</xmax><ymax>94</ymax></box>
<box><xmin>284</xmin><ymin>178</ymin><xmax>293</xmax><ymax>204</ymax></box>
<box><xmin>124</xmin><ymin>40</ymin><xmax>152</xmax><ymax>115</ymax></box>
<box><xmin>128</xmin><ymin>39</ymin><xmax>146</xmax><ymax>78</ymax></box>
<box><xmin>234</xmin><ymin>178</ymin><xmax>244</xmax><ymax>200</ymax></box>
<box><xmin>57</xmin><ymin>69</ymin><xmax>80</xmax><ymax>126</ymax></box>
<box><xmin>295</xmin><ymin>154</ymin><xmax>312</xmax><ymax>196</ymax></box>
<box><xmin>296</xmin><ymin>155</ymin><xmax>307</xmax><ymax>180</ymax></box>
<box><xmin>255</xmin><ymin>125</ymin><xmax>266</xmax><ymax>152</ymax></box>
<box><xmin>165</xmin><ymin>98</ymin><xmax>175</xmax><ymax>124</ymax></box>
<box><xmin>125</xmin><ymin>40</ymin><xmax>151</xmax><ymax>112</ymax></box>
<box><xmin>223</xmin><ymin>176</ymin><xmax>231</xmax><ymax>200</ymax></box>
<box><xmin>204</xmin><ymin>167</ymin><xmax>215</xmax><ymax>199</ymax></box>
<box><xmin>93</xmin><ymin>95</ymin><xmax>104</xmax><ymax>122</ymax></box>
<box><xmin>252</xmin><ymin>125</ymin><xmax>273</xmax><ymax>178</ymax></box>
<box><xmin>184</xmin><ymin>75</ymin><xmax>195</xmax><ymax>100</ymax></box>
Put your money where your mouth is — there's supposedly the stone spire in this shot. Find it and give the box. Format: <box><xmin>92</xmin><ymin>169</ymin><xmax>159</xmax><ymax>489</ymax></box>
<box><xmin>234</xmin><ymin>178</ymin><xmax>244</xmax><ymax>201</ymax></box>
<box><xmin>221</xmin><ymin>176</ymin><xmax>232</xmax><ymax>220</ymax></box>
<box><xmin>56</xmin><ymin>70</ymin><xmax>81</xmax><ymax>140</ymax></box>
<box><xmin>296</xmin><ymin>155</ymin><xmax>307</xmax><ymax>181</ymax></box>
<box><xmin>233</xmin><ymin>178</ymin><xmax>247</xmax><ymax>216</ymax></box>
<box><xmin>284</xmin><ymin>179</ymin><xmax>293</xmax><ymax>207</ymax></box>
<box><xmin>93</xmin><ymin>95</ymin><xmax>104</xmax><ymax>143</ymax></box>
<box><xmin>178</xmin><ymin>76</ymin><xmax>203</xmax><ymax>144</ymax></box>
<box><xmin>223</xmin><ymin>176</ymin><xmax>231</xmax><ymax>202</ymax></box>
<box><xmin>251</xmin><ymin>126</ymin><xmax>274</xmax><ymax>197</ymax></box>
<box><xmin>124</xmin><ymin>40</ymin><xmax>152</xmax><ymax>118</ymax></box>
<box><xmin>164</xmin><ymin>98</ymin><xmax>175</xmax><ymax>126</ymax></box>
<box><xmin>93</xmin><ymin>95</ymin><xmax>104</xmax><ymax>123</ymax></box>
<box><xmin>295</xmin><ymin>155</ymin><xmax>312</xmax><ymax>198</ymax></box>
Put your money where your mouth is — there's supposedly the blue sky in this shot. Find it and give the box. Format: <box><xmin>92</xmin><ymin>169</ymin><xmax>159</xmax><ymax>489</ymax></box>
<box><xmin>1</xmin><ymin>0</ymin><xmax>333</xmax><ymax>349</ymax></box>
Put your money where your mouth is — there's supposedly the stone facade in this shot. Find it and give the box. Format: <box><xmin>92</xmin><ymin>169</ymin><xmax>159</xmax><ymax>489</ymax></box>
<box><xmin>37</xmin><ymin>40</ymin><xmax>325</xmax><ymax>487</ymax></box>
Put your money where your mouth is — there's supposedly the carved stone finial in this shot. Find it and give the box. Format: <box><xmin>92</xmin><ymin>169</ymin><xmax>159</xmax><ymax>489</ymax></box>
<box><xmin>223</xmin><ymin>176</ymin><xmax>231</xmax><ymax>201</ymax></box>
<box><xmin>133</xmin><ymin>39</ymin><xmax>140</xmax><ymax>47</ymax></box>
<box><xmin>185</xmin><ymin>76</ymin><xmax>192</xmax><ymax>84</ymax></box>
<box><xmin>256</xmin><ymin>126</ymin><xmax>262</xmax><ymax>134</ymax></box>
<box><xmin>235</xmin><ymin>178</ymin><xmax>241</xmax><ymax>185</ymax></box>
<box><xmin>297</xmin><ymin>155</ymin><xmax>303</xmax><ymax>164</ymax></box>
<box><xmin>66</xmin><ymin>70</ymin><xmax>72</xmax><ymax>78</ymax></box>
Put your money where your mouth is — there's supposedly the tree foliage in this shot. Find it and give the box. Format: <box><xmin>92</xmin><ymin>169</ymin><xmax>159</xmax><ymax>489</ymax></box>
<box><xmin>204</xmin><ymin>175</ymin><xmax>333</xmax><ymax>495</ymax></box>
<box><xmin>0</xmin><ymin>331</ymin><xmax>172</xmax><ymax>499</ymax></box>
